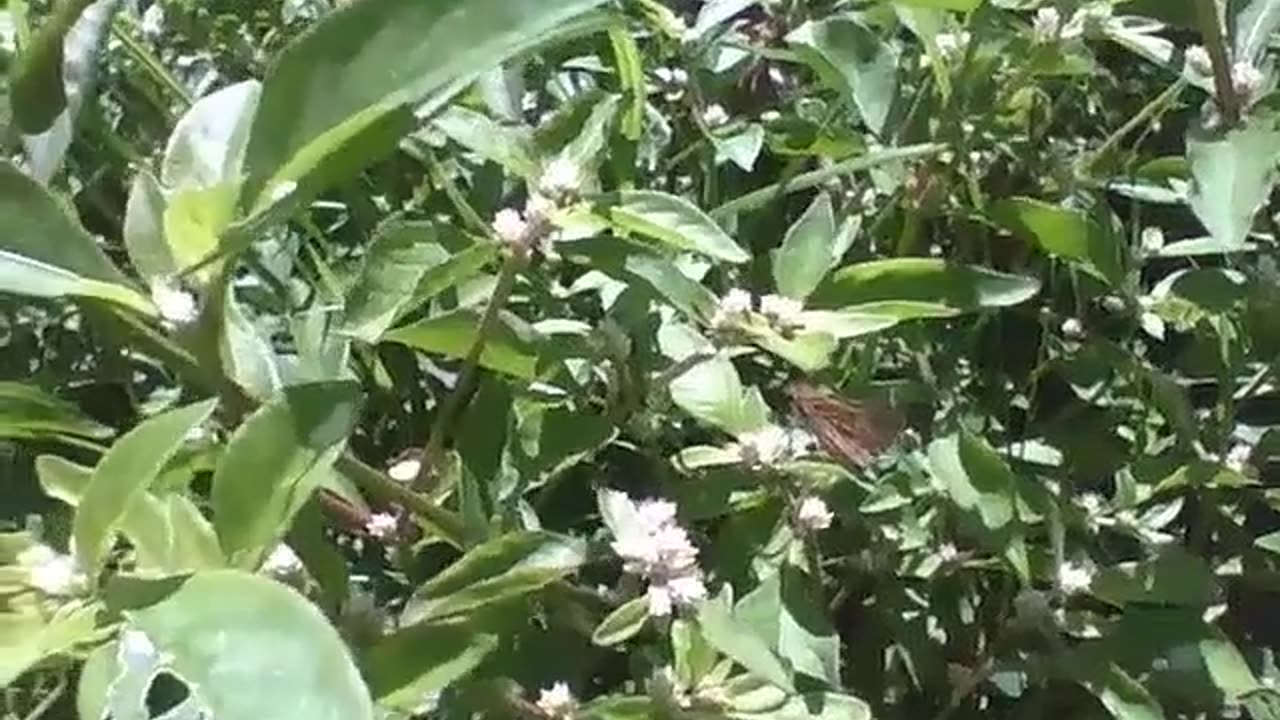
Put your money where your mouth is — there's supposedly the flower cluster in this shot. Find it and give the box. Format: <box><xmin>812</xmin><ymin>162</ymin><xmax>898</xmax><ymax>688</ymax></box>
<box><xmin>535</xmin><ymin>682</ymin><xmax>578</xmax><ymax>719</ymax></box>
<box><xmin>709</xmin><ymin>289</ymin><xmax>807</xmax><ymax>334</ymax></box>
<box><xmin>795</xmin><ymin>495</ymin><xmax>834</xmax><ymax>532</ymax></box>
<box><xmin>150</xmin><ymin>278</ymin><xmax>198</xmax><ymax>326</ymax></box>
<box><xmin>18</xmin><ymin>544</ymin><xmax>86</xmax><ymax>597</ymax></box>
<box><xmin>603</xmin><ymin>491</ymin><xmax>707</xmax><ymax>617</ymax></box>
<box><xmin>734</xmin><ymin>423</ymin><xmax>814</xmax><ymax>469</ymax></box>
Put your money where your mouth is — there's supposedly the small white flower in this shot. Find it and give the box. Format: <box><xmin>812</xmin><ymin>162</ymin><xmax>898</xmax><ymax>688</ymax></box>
<box><xmin>536</xmin><ymin>682</ymin><xmax>577</xmax><ymax>718</ymax></box>
<box><xmin>1060</xmin><ymin>317</ymin><xmax>1084</xmax><ymax>339</ymax></box>
<box><xmin>737</xmin><ymin>424</ymin><xmax>793</xmax><ymax>468</ymax></box>
<box><xmin>1232</xmin><ymin>61</ymin><xmax>1266</xmax><ymax>107</ymax></box>
<box><xmin>701</xmin><ymin>103</ymin><xmax>729</xmax><ymax>128</ymax></box>
<box><xmin>1140</xmin><ymin>226</ymin><xmax>1165</xmax><ymax>253</ymax></box>
<box><xmin>711</xmin><ymin>288</ymin><xmax>753</xmax><ymax>329</ymax></box>
<box><xmin>935</xmin><ymin>31</ymin><xmax>971</xmax><ymax>60</ymax></box>
<box><xmin>260</xmin><ymin>543</ymin><xmax>303</xmax><ymax>577</ymax></box>
<box><xmin>140</xmin><ymin>3</ymin><xmax>165</xmax><ymax>38</ymax></box>
<box><xmin>759</xmin><ymin>293</ymin><xmax>804</xmax><ymax>330</ymax></box>
<box><xmin>492</xmin><ymin>208</ymin><xmax>529</xmax><ymax>247</ymax></box>
<box><xmin>795</xmin><ymin>496</ymin><xmax>834</xmax><ymax>532</ymax></box>
<box><xmin>19</xmin><ymin>545</ymin><xmax>85</xmax><ymax>597</ymax></box>
<box><xmin>1185</xmin><ymin>45</ymin><xmax>1213</xmax><ymax>76</ymax></box>
<box><xmin>364</xmin><ymin>512</ymin><xmax>398</xmax><ymax>540</ymax></box>
<box><xmin>525</xmin><ymin>193</ymin><xmax>557</xmax><ymax>223</ymax></box>
<box><xmin>1076</xmin><ymin>492</ymin><xmax>1105</xmax><ymax>514</ymax></box>
<box><xmin>1057</xmin><ymin>560</ymin><xmax>1094</xmax><ymax>595</ymax></box>
<box><xmin>1225</xmin><ymin>443</ymin><xmax>1254</xmax><ymax>473</ymax></box>
<box><xmin>604</xmin><ymin>491</ymin><xmax>706</xmax><ymax>617</ymax></box>
<box><xmin>387</xmin><ymin>456</ymin><xmax>421</xmax><ymax>482</ymax></box>
<box><xmin>540</xmin><ymin>157</ymin><xmax>582</xmax><ymax>198</ymax></box>
<box><xmin>1032</xmin><ymin>7</ymin><xmax>1062</xmax><ymax>42</ymax></box>
<box><xmin>150</xmin><ymin>279</ymin><xmax>198</xmax><ymax>325</ymax></box>
<box><xmin>938</xmin><ymin>542</ymin><xmax>959</xmax><ymax>562</ymax></box>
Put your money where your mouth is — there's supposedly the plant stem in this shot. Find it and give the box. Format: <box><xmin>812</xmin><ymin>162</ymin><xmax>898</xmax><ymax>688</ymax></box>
<box><xmin>412</xmin><ymin>250</ymin><xmax>525</xmax><ymax>492</ymax></box>
<box><xmin>1194</xmin><ymin>0</ymin><xmax>1241</xmax><ymax>126</ymax></box>
<box><xmin>1078</xmin><ymin>78</ymin><xmax>1187</xmax><ymax>176</ymax></box>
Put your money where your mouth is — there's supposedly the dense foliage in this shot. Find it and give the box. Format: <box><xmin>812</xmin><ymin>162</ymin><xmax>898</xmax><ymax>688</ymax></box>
<box><xmin>3</xmin><ymin>0</ymin><xmax>1280</xmax><ymax>718</ymax></box>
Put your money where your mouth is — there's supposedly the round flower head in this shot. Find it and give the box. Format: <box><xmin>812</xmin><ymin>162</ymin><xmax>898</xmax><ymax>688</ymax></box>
<box><xmin>795</xmin><ymin>496</ymin><xmax>834</xmax><ymax>532</ymax></box>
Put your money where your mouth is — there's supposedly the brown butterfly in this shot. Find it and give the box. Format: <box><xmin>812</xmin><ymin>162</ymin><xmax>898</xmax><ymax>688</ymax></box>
<box><xmin>786</xmin><ymin>381</ymin><xmax>903</xmax><ymax>469</ymax></box>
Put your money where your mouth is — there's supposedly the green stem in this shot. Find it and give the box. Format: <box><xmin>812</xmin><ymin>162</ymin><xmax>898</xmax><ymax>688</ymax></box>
<box><xmin>1194</xmin><ymin>0</ymin><xmax>1240</xmax><ymax>126</ymax></box>
<box><xmin>1078</xmin><ymin>78</ymin><xmax>1187</xmax><ymax>176</ymax></box>
<box><xmin>412</xmin><ymin>251</ymin><xmax>525</xmax><ymax>491</ymax></box>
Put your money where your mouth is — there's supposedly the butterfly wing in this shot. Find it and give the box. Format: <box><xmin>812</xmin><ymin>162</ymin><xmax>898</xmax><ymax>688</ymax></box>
<box><xmin>787</xmin><ymin>382</ymin><xmax>902</xmax><ymax>468</ymax></box>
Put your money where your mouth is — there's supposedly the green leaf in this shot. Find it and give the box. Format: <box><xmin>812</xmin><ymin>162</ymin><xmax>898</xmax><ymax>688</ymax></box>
<box><xmin>736</xmin><ymin>566</ymin><xmax>841</xmax><ymax>686</ymax></box>
<box><xmin>1067</xmin><ymin>655</ymin><xmax>1167</xmax><ymax>720</ymax></box>
<box><xmin>815</xmin><ymin>258</ymin><xmax>1040</xmax><ymax>312</ymax></box>
<box><xmin>384</xmin><ymin>309</ymin><xmax>541</xmax><ymax>379</ymax></box>
<box><xmin>608</xmin><ymin>27</ymin><xmax>645</xmax><ymax>141</ymax></box>
<box><xmin>338</xmin><ymin>221</ymin><xmax>451</xmax><ymax>342</ymax></box>
<box><xmin>1234</xmin><ymin>0</ymin><xmax>1280</xmax><ymax>64</ymax></box>
<box><xmin>363</xmin><ymin>621</ymin><xmax>499</xmax><ymax>710</ymax></box>
<box><xmin>403</xmin><ymin>531</ymin><xmax>586</xmax><ymax>624</ymax></box>
<box><xmin>9</xmin><ymin>0</ymin><xmax>92</xmax><ymax>134</ymax></box>
<box><xmin>122</xmin><ymin>170</ymin><xmax>172</xmax><ymax>283</ymax></box>
<box><xmin>98</xmin><ymin>570</ymin><xmax>374</xmax><ymax>720</ymax></box>
<box><xmin>241</xmin><ymin>0</ymin><xmax>610</xmax><ymax>210</ymax></box>
<box><xmin>698</xmin><ymin>588</ymin><xmax>796</xmax><ymax>693</ymax></box>
<box><xmin>992</xmin><ymin>197</ymin><xmax>1125</xmax><ymax>285</ymax></box>
<box><xmin>773</xmin><ymin>192</ymin><xmax>840</xmax><ymax>300</ymax></box>
<box><xmin>893</xmin><ymin>0</ymin><xmax>983</xmax><ymax>9</ymax></box>
<box><xmin>212</xmin><ymin>382</ymin><xmax>362</xmax><ymax>566</ymax></box>
<box><xmin>161</xmin><ymin>80</ymin><xmax>261</xmax><ymax>192</ymax></box>
<box><xmin>928</xmin><ymin>433</ymin><xmax>1017</xmax><ymax>532</ymax></box>
<box><xmin>0</xmin><ymin>162</ymin><xmax>151</xmax><ymax>313</ymax></box>
<box><xmin>669</xmin><ymin>354</ymin><xmax>769</xmax><ymax>435</ymax></box>
<box><xmin>0</xmin><ymin>601</ymin><xmax>100</xmax><ymax>687</ymax></box>
<box><xmin>433</xmin><ymin>106</ymin><xmax>539</xmax><ymax>178</ymax></box>
<box><xmin>0</xmin><ymin>383</ymin><xmax>110</xmax><ymax>440</ymax></box>
<box><xmin>724</xmin><ymin>681</ymin><xmax>872</xmax><ymax>720</ymax></box>
<box><xmin>602</xmin><ymin>190</ymin><xmax>750</xmax><ymax>263</ymax></box>
<box><xmin>624</xmin><ymin>252</ymin><xmax>719</xmax><ymax>321</ymax></box>
<box><xmin>592</xmin><ymin>597</ymin><xmax>650</xmax><ymax>646</ymax></box>
<box><xmin>1091</xmin><ymin>546</ymin><xmax>1215</xmax><ymax>608</ymax></box>
<box><xmin>788</xmin><ymin>15</ymin><xmax>900</xmax><ymax>137</ymax></box>
<box><xmin>73</xmin><ymin>398</ymin><xmax>219</xmax><ymax>576</ymax></box>
<box><xmin>1186</xmin><ymin>109</ymin><xmax>1280</xmax><ymax>248</ymax></box>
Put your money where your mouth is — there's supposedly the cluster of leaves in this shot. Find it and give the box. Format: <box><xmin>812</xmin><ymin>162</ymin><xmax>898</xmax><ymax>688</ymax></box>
<box><xmin>2</xmin><ymin>0</ymin><xmax>1280</xmax><ymax>719</ymax></box>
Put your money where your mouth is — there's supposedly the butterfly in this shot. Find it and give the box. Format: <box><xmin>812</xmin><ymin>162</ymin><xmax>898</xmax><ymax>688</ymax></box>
<box><xmin>785</xmin><ymin>381</ymin><xmax>903</xmax><ymax>469</ymax></box>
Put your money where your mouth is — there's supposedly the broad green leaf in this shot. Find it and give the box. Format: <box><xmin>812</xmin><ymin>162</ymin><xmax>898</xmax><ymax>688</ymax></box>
<box><xmin>592</xmin><ymin>597</ymin><xmax>650</xmax><ymax>646</ymax></box>
<box><xmin>0</xmin><ymin>601</ymin><xmax>99</xmax><ymax>687</ymax></box>
<box><xmin>608</xmin><ymin>27</ymin><xmax>645</xmax><ymax>141</ymax></box>
<box><xmin>788</xmin><ymin>16</ymin><xmax>900</xmax><ymax>137</ymax></box>
<box><xmin>712</xmin><ymin>124</ymin><xmax>766</xmax><ymax>171</ymax></box>
<box><xmin>1186</xmin><ymin>109</ymin><xmax>1280</xmax><ymax>248</ymax></box>
<box><xmin>992</xmin><ymin>197</ymin><xmax>1125</xmax><ymax>285</ymax></box>
<box><xmin>0</xmin><ymin>162</ymin><xmax>150</xmax><ymax>313</ymax></box>
<box><xmin>1234</xmin><ymin>0</ymin><xmax>1280</xmax><ymax>64</ymax></box>
<box><xmin>928</xmin><ymin>433</ymin><xmax>1017</xmax><ymax>532</ymax></box>
<box><xmin>698</xmin><ymin>588</ymin><xmax>796</xmax><ymax>692</ymax></box>
<box><xmin>162</xmin><ymin>182</ymin><xmax>239</xmax><ymax>275</ymax></box>
<box><xmin>624</xmin><ymin>253</ymin><xmax>719</xmax><ymax>321</ymax></box>
<box><xmin>815</xmin><ymin>258</ymin><xmax>1040</xmax><ymax>311</ymax></box>
<box><xmin>9</xmin><ymin>0</ymin><xmax>92</xmax><ymax>133</ymax></box>
<box><xmin>742</xmin><ymin>324</ymin><xmax>838</xmax><ymax>372</ymax></box>
<box><xmin>724</xmin><ymin>679</ymin><xmax>871</xmax><ymax>720</ymax></box>
<box><xmin>161</xmin><ymin>80</ymin><xmax>261</xmax><ymax>191</ymax></box>
<box><xmin>364</xmin><ymin>621</ymin><xmax>499</xmax><ymax>710</ymax></box>
<box><xmin>1067</xmin><ymin>655</ymin><xmax>1167</xmax><ymax>720</ymax></box>
<box><xmin>893</xmin><ymin>0</ymin><xmax>983</xmax><ymax>9</ymax></box>
<box><xmin>736</xmin><ymin>566</ymin><xmax>841</xmax><ymax>686</ymax></box>
<box><xmin>773</xmin><ymin>192</ymin><xmax>838</xmax><ymax>300</ymax></box>
<box><xmin>602</xmin><ymin>190</ymin><xmax>750</xmax><ymax>263</ymax></box>
<box><xmin>0</xmin><ymin>383</ymin><xmax>110</xmax><ymax>440</ymax></box>
<box><xmin>101</xmin><ymin>571</ymin><xmax>374</xmax><ymax>720</ymax></box>
<box><xmin>385</xmin><ymin>309</ymin><xmax>541</xmax><ymax>379</ymax></box>
<box><xmin>339</xmin><ymin>221</ymin><xmax>451</xmax><ymax>342</ymax></box>
<box><xmin>220</xmin><ymin>289</ymin><xmax>283</xmax><ymax>401</ymax></box>
<box><xmin>212</xmin><ymin>382</ymin><xmax>362</xmax><ymax>566</ymax></box>
<box><xmin>19</xmin><ymin>0</ymin><xmax>122</xmax><ymax>183</ymax></box>
<box><xmin>242</xmin><ymin>0</ymin><xmax>610</xmax><ymax>209</ymax></box>
<box><xmin>122</xmin><ymin>170</ymin><xmax>172</xmax><ymax>283</ymax></box>
<box><xmin>73</xmin><ymin>398</ymin><xmax>219</xmax><ymax>575</ymax></box>
<box><xmin>402</xmin><ymin>531</ymin><xmax>586</xmax><ymax>624</ymax></box>
<box><xmin>669</xmin><ymin>354</ymin><xmax>769</xmax><ymax>435</ymax></box>
<box><xmin>1091</xmin><ymin>546</ymin><xmax>1215</xmax><ymax>608</ymax></box>
<box><xmin>433</xmin><ymin>106</ymin><xmax>538</xmax><ymax>177</ymax></box>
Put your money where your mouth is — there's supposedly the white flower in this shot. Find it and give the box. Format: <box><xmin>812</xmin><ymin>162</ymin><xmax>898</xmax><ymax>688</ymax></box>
<box><xmin>364</xmin><ymin>512</ymin><xmax>398</xmax><ymax>540</ymax></box>
<box><xmin>938</xmin><ymin>542</ymin><xmax>959</xmax><ymax>562</ymax></box>
<box><xmin>1076</xmin><ymin>492</ymin><xmax>1105</xmax><ymax>514</ymax></box>
<box><xmin>1232</xmin><ymin>61</ymin><xmax>1266</xmax><ymax>107</ymax></box>
<box><xmin>150</xmin><ymin>279</ymin><xmax>198</xmax><ymax>325</ymax></box>
<box><xmin>1225</xmin><ymin>443</ymin><xmax>1254</xmax><ymax>473</ymax></box>
<box><xmin>1140</xmin><ymin>226</ymin><xmax>1165</xmax><ymax>253</ymax></box>
<box><xmin>117</xmin><ymin>629</ymin><xmax>161</xmax><ymax>672</ymax></box>
<box><xmin>387</xmin><ymin>455</ymin><xmax>421</xmax><ymax>482</ymax></box>
<box><xmin>140</xmin><ymin>3</ymin><xmax>165</xmax><ymax>39</ymax></box>
<box><xmin>1185</xmin><ymin>45</ymin><xmax>1213</xmax><ymax>76</ymax></box>
<box><xmin>492</xmin><ymin>208</ymin><xmax>529</xmax><ymax>247</ymax></box>
<box><xmin>19</xmin><ymin>544</ymin><xmax>85</xmax><ymax>597</ymax></box>
<box><xmin>711</xmin><ymin>288</ymin><xmax>753</xmax><ymax>329</ymax></box>
<box><xmin>795</xmin><ymin>496</ymin><xmax>834</xmax><ymax>532</ymax></box>
<box><xmin>736</xmin><ymin>424</ymin><xmax>793</xmax><ymax>468</ymax></box>
<box><xmin>701</xmin><ymin>103</ymin><xmax>729</xmax><ymax>128</ymax></box>
<box><xmin>1032</xmin><ymin>7</ymin><xmax>1062</xmax><ymax>42</ymax></box>
<box><xmin>540</xmin><ymin>157</ymin><xmax>582</xmax><ymax>198</ymax></box>
<box><xmin>604</xmin><ymin>491</ymin><xmax>706</xmax><ymax>617</ymax></box>
<box><xmin>536</xmin><ymin>682</ymin><xmax>577</xmax><ymax>719</ymax></box>
<box><xmin>1057</xmin><ymin>560</ymin><xmax>1094</xmax><ymax>595</ymax></box>
<box><xmin>1060</xmin><ymin>317</ymin><xmax>1084</xmax><ymax>339</ymax></box>
<box><xmin>260</xmin><ymin>543</ymin><xmax>303</xmax><ymax>577</ymax></box>
<box><xmin>935</xmin><ymin>31</ymin><xmax>971</xmax><ymax>60</ymax></box>
<box><xmin>759</xmin><ymin>294</ymin><xmax>804</xmax><ymax>330</ymax></box>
